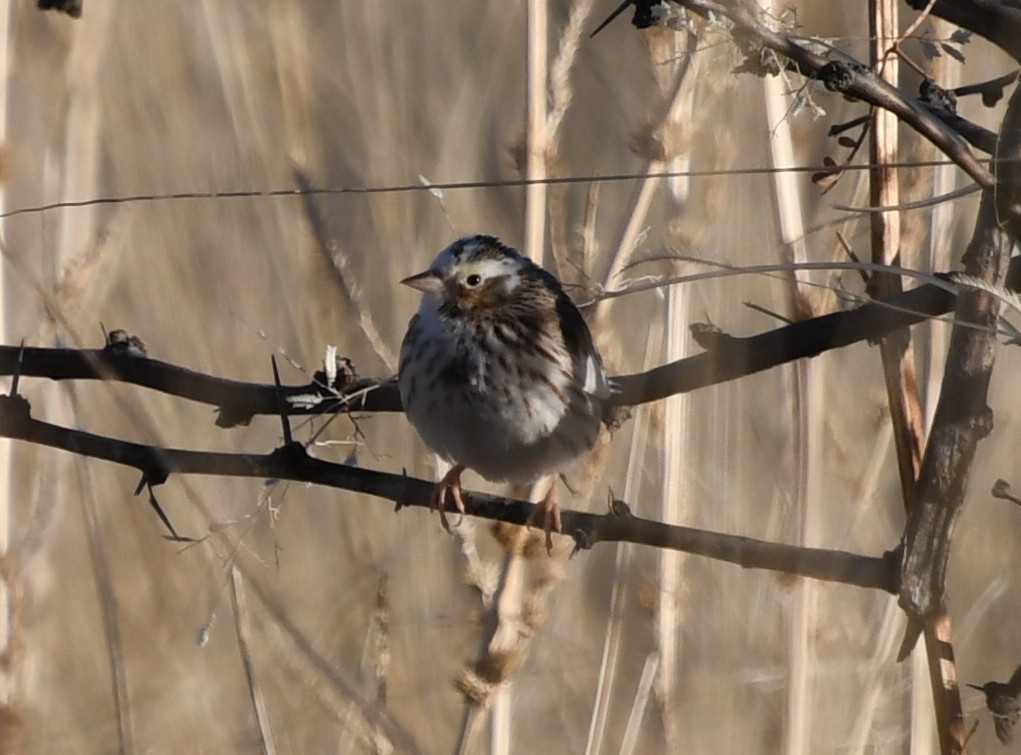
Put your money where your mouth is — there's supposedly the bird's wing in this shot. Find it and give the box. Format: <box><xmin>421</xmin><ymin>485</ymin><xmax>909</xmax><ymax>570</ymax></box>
<box><xmin>554</xmin><ymin>288</ymin><xmax>611</xmax><ymax>400</ymax></box>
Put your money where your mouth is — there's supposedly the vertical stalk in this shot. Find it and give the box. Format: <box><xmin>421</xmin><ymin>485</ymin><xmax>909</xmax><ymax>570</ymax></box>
<box><xmin>870</xmin><ymin>0</ymin><xmax>925</xmax><ymax>496</ymax></box>
<box><xmin>920</xmin><ymin>22</ymin><xmax>958</xmax><ymax>430</ymax></box>
<box><xmin>482</xmin><ymin>6</ymin><xmax>551</xmax><ymax>751</ymax></box>
<box><xmin>585</xmin><ymin>321</ymin><xmax>661</xmax><ymax>755</ymax></box>
<box><xmin>869</xmin><ymin>4</ymin><xmax>962</xmax><ymax>753</ymax></box>
<box><xmin>651</xmin><ymin>29</ymin><xmax>694</xmax><ymax>750</ymax></box>
<box><xmin>524</xmin><ymin>0</ymin><xmax>548</xmax><ymax>264</ymax></box>
<box><xmin>761</xmin><ymin>41</ymin><xmax>824</xmax><ymax>755</ymax></box>
<box><xmin>0</xmin><ymin>0</ymin><xmax>13</xmax><ymax>715</ymax></box>
<box><xmin>57</xmin><ymin>8</ymin><xmax>134</xmax><ymax>752</ymax></box>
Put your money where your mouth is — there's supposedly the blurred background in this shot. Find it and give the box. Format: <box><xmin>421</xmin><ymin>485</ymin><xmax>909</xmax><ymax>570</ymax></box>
<box><xmin>0</xmin><ymin>2</ymin><xmax>1018</xmax><ymax>752</ymax></box>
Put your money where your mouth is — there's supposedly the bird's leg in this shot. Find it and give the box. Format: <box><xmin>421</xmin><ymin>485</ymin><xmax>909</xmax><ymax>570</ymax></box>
<box><xmin>431</xmin><ymin>464</ymin><xmax>467</xmax><ymax>532</ymax></box>
<box><xmin>538</xmin><ymin>479</ymin><xmax>563</xmax><ymax>555</ymax></box>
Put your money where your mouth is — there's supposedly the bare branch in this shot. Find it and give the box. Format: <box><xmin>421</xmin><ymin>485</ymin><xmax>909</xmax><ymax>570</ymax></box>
<box><xmin>610</xmin><ymin>272</ymin><xmax>963</xmax><ymax>408</ymax></box>
<box><xmin>0</xmin><ymin>392</ymin><xmax>897</xmax><ymax>593</ymax></box>
<box><xmin>0</xmin><ymin>342</ymin><xmax>402</xmax><ymax>425</ymax></box>
<box><xmin>897</xmin><ymin>79</ymin><xmax>1021</xmax><ymax>655</ymax></box>
<box><xmin>675</xmin><ymin>0</ymin><xmax>995</xmax><ymax>187</ymax></box>
<box><xmin>5</xmin><ymin>255</ymin><xmax>1021</xmax><ymax>424</ymax></box>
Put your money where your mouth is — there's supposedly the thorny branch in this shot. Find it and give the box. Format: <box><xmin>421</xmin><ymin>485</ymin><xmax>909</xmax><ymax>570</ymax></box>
<box><xmin>671</xmin><ymin>0</ymin><xmax>995</xmax><ymax>187</ymax></box>
<box><xmin>4</xmin><ymin>256</ymin><xmax>1019</xmax><ymax>426</ymax></box>
<box><xmin>0</xmin><ymin>250</ymin><xmax>1015</xmax><ymax>599</ymax></box>
<box><xmin>600</xmin><ymin>0</ymin><xmax>1008</xmax><ymax>185</ymax></box>
<box><xmin>0</xmin><ymin>390</ymin><xmax>897</xmax><ymax>593</ymax></box>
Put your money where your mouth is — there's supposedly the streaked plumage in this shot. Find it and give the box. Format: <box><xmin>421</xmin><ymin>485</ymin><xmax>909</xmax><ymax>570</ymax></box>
<box><xmin>398</xmin><ymin>234</ymin><xmax>609</xmax><ymax>551</ymax></box>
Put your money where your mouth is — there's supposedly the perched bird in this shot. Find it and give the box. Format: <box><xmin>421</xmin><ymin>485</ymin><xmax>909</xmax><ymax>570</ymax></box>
<box><xmin>968</xmin><ymin>662</ymin><xmax>1021</xmax><ymax>744</ymax></box>
<box><xmin>398</xmin><ymin>234</ymin><xmax>610</xmax><ymax>552</ymax></box>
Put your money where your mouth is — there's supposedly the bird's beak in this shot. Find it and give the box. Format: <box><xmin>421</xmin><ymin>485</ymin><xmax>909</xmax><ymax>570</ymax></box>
<box><xmin>966</xmin><ymin>683</ymin><xmax>984</xmax><ymax>692</ymax></box>
<box><xmin>400</xmin><ymin>270</ymin><xmax>444</xmax><ymax>294</ymax></box>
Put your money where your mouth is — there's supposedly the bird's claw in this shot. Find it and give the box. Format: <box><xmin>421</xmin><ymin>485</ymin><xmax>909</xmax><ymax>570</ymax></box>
<box><xmin>530</xmin><ymin>482</ymin><xmax>563</xmax><ymax>556</ymax></box>
<box><xmin>431</xmin><ymin>465</ymin><xmax>466</xmax><ymax>533</ymax></box>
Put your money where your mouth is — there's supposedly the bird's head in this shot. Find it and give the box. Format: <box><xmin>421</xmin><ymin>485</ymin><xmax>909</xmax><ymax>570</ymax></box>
<box><xmin>401</xmin><ymin>235</ymin><xmax>533</xmax><ymax>316</ymax></box>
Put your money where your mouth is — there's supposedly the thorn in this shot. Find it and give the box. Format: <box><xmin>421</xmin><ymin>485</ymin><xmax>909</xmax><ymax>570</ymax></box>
<box><xmin>609</xmin><ymin>498</ymin><xmax>633</xmax><ymax>517</ymax></box>
<box><xmin>395</xmin><ymin>468</ymin><xmax>409</xmax><ymax>512</ymax></box>
<box><xmin>827</xmin><ymin>115</ymin><xmax>869</xmax><ymax>137</ymax></box>
<box><xmin>590</xmin><ymin>0</ymin><xmax>631</xmax><ymax>37</ymax></box>
<box><xmin>570</xmin><ymin>527</ymin><xmax>593</xmax><ymax>556</ymax></box>
<box><xmin>896</xmin><ymin>617</ymin><xmax>924</xmax><ymax>662</ymax></box>
<box><xmin>137</xmin><ymin>477</ymin><xmax>194</xmax><ymax>542</ymax></box>
<box><xmin>606</xmin><ymin>488</ymin><xmax>633</xmax><ymax>516</ymax></box>
<box><xmin>991</xmin><ymin>479</ymin><xmax>1021</xmax><ymax>506</ymax></box>
<box><xmin>10</xmin><ymin>340</ymin><xmax>25</xmax><ymax>396</ymax></box>
<box><xmin>270</xmin><ymin>355</ymin><xmax>293</xmax><ymax>445</ymax></box>
<box><xmin>744</xmin><ymin>301</ymin><xmax>795</xmax><ymax>325</ymax></box>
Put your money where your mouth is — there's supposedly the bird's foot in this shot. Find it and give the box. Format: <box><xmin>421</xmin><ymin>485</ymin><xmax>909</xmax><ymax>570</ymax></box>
<box><xmin>431</xmin><ymin>464</ymin><xmax>467</xmax><ymax>532</ymax></box>
<box><xmin>538</xmin><ymin>482</ymin><xmax>562</xmax><ymax>556</ymax></box>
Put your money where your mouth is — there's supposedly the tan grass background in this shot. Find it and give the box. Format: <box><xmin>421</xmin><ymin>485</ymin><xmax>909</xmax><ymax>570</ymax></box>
<box><xmin>1</xmin><ymin>3</ymin><xmax>1019</xmax><ymax>753</ymax></box>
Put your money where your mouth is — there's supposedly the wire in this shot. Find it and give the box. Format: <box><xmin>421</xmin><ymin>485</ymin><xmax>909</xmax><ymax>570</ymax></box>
<box><xmin>0</xmin><ymin>159</ymin><xmax>978</xmax><ymax>220</ymax></box>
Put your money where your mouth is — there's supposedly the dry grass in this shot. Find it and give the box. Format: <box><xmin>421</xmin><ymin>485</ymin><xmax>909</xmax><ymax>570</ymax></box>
<box><xmin>1</xmin><ymin>2</ymin><xmax>1019</xmax><ymax>752</ymax></box>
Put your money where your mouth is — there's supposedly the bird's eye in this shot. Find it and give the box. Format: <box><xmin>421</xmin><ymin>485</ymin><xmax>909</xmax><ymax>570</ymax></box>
<box><xmin>465</xmin><ymin>274</ymin><xmax>482</xmax><ymax>287</ymax></box>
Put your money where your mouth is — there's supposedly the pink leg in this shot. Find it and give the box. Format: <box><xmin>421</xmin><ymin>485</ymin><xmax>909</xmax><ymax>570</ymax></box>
<box><xmin>431</xmin><ymin>464</ymin><xmax>467</xmax><ymax>532</ymax></box>
<box><xmin>538</xmin><ymin>480</ymin><xmax>563</xmax><ymax>555</ymax></box>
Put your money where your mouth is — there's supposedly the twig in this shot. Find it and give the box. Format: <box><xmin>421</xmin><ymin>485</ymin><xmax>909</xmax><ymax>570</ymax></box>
<box><xmin>228</xmin><ymin>567</ymin><xmax>277</xmax><ymax>755</ymax></box>
<box><xmin>953</xmin><ymin>70</ymin><xmax>1020</xmax><ymax>106</ymax></box>
<box><xmin>833</xmin><ymin>183</ymin><xmax>980</xmax><ymax>213</ymax></box>
<box><xmin>885</xmin><ymin>0</ymin><xmax>939</xmax><ymax>70</ymax></box>
<box><xmin>902</xmin><ymin>0</ymin><xmax>1021</xmax><ymax>63</ymax></box>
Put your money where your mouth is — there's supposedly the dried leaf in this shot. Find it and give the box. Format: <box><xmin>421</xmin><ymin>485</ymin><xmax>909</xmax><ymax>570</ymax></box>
<box><xmin>940</xmin><ymin>43</ymin><xmax>966</xmax><ymax>63</ymax></box>
<box><xmin>919</xmin><ymin>38</ymin><xmax>939</xmax><ymax>60</ymax></box>
<box><xmin>811</xmin><ymin>156</ymin><xmax>843</xmax><ymax>191</ymax></box>
<box><xmin>837</xmin><ymin>136</ymin><xmax>857</xmax><ymax>148</ymax></box>
<box><xmin>949</xmin><ymin>29</ymin><xmax>972</xmax><ymax>45</ymax></box>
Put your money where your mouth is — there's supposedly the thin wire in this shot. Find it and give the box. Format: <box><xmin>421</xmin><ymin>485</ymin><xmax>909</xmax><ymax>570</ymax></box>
<box><xmin>586</xmin><ymin>258</ymin><xmax>1021</xmax><ymax>341</ymax></box>
<box><xmin>0</xmin><ymin>158</ymin><xmax>978</xmax><ymax>220</ymax></box>
<box><xmin>593</xmin><ymin>259</ymin><xmax>958</xmax><ymax>301</ymax></box>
